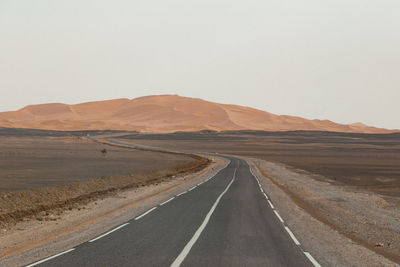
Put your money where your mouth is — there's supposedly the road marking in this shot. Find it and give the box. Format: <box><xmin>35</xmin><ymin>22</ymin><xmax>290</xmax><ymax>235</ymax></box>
<box><xmin>160</xmin><ymin>197</ymin><xmax>175</xmax><ymax>206</ymax></box>
<box><xmin>247</xmin><ymin>161</ymin><xmax>318</xmax><ymax>266</ymax></box>
<box><xmin>304</xmin><ymin>252</ymin><xmax>322</xmax><ymax>267</ymax></box>
<box><xmin>177</xmin><ymin>191</ymin><xmax>187</xmax><ymax>197</ymax></box>
<box><xmin>26</xmin><ymin>248</ymin><xmax>75</xmax><ymax>267</ymax></box>
<box><xmin>274</xmin><ymin>210</ymin><xmax>284</xmax><ymax>223</ymax></box>
<box><xmin>285</xmin><ymin>226</ymin><xmax>300</xmax><ymax>245</ymax></box>
<box><xmin>188</xmin><ymin>186</ymin><xmax>197</xmax><ymax>191</ymax></box>
<box><xmin>176</xmin><ymin>160</ymin><xmax>228</xmax><ymax>198</ymax></box>
<box><xmin>88</xmin><ymin>223</ymin><xmax>130</xmax><ymax>242</ymax></box>
<box><xmin>135</xmin><ymin>207</ymin><xmax>157</xmax><ymax>220</ymax></box>
<box><xmin>267</xmin><ymin>200</ymin><xmax>274</xmax><ymax>209</ymax></box>
<box><xmin>171</xmin><ymin>169</ymin><xmax>237</xmax><ymax>267</ymax></box>
<box><xmin>260</xmin><ymin>187</ymin><xmax>264</xmax><ymax>193</ymax></box>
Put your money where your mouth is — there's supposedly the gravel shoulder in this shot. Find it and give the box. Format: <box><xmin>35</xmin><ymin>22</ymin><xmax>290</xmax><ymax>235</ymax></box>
<box><xmin>0</xmin><ymin>154</ymin><xmax>227</xmax><ymax>267</ymax></box>
<box><xmin>246</xmin><ymin>157</ymin><xmax>399</xmax><ymax>267</ymax></box>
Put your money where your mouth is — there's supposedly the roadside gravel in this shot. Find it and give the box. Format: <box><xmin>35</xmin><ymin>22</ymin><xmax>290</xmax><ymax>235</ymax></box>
<box><xmin>247</xmin><ymin>157</ymin><xmax>399</xmax><ymax>267</ymax></box>
<box><xmin>0</xmin><ymin>156</ymin><xmax>227</xmax><ymax>267</ymax></box>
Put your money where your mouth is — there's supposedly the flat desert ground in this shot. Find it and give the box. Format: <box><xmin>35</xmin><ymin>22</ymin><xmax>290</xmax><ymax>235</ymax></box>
<box><xmin>0</xmin><ymin>129</ymin><xmax>209</xmax><ymax>229</ymax></box>
<box><xmin>1</xmin><ymin>128</ymin><xmax>399</xmax><ymax>264</ymax></box>
<box><xmin>120</xmin><ymin>131</ymin><xmax>400</xmax><ymax>197</ymax></box>
<box><xmin>118</xmin><ymin>130</ymin><xmax>400</xmax><ymax>262</ymax></box>
<box><xmin>0</xmin><ymin>136</ymin><xmax>191</xmax><ymax>192</ymax></box>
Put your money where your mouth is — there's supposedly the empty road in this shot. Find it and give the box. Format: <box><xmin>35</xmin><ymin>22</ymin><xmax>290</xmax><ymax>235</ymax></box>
<box><xmin>27</xmin><ymin>157</ymin><xmax>317</xmax><ymax>267</ymax></box>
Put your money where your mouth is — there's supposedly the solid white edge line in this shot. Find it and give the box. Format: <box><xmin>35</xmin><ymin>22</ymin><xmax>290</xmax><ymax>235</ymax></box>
<box><xmin>285</xmin><ymin>226</ymin><xmax>301</xmax><ymax>245</ymax></box>
<box><xmin>177</xmin><ymin>191</ymin><xmax>187</xmax><ymax>197</ymax></box>
<box><xmin>274</xmin><ymin>210</ymin><xmax>284</xmax><ymax>223</ymax></box>
<box><xmin>160</xmin><ymin>197</ymin><xmax>175</xmax><ymax>206</ymax></box>
<box><xmin>176</xmin><ymin>159</ymin><xmax>229</xmax><ymax>198</ymax></box>
<box><xmin>304</xmin><ymin>252</ymin><xmax>322</xmax><ymax>267</ymax></box>
<box><xmin>171</xmin><ymin>169</ymin><xmax>237</xmax><ymax>267</ymax></box>
<box><xmin>135</xmin><ymin>207</ymin><xmax>157</xmax><ymax>220</ymax></box>
<box><xmin>263</xmin><ymin>193</ymin><xmax>269</xmax><ymax>200</ymax></box>
<box><xmin>88</xmin><ymin>223</ymin><xmax>130</xmax><ymax>242</ymax></box>
<box><xmin>25</xmin><ymin>248</ymin><xmax>75</xmax><ymax>267</ymax></box>
<box><xmin>188</xmin><ymin>186</ymin><xmax>197</xmax><ymax>191</ymax></box>
<box><xmin>267</xmin><ymin>200</ymin><xmax>274</xmax><ymax>209</ymax></box>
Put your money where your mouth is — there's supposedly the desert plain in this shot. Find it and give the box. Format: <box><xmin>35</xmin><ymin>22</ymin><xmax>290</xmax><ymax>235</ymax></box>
<box><xmin>0</xmin><ymin>135</ymin><xmax>191</xmax><ymax>192</ymax></box>
<box><xmin>117</xmin><ymin>130</ymin><xmax>400</xmax><ymax>263</ymax></box>
<box><xmin>121</xmin><ymin>130</ymin><xmax>400</xmax><ymax>197</ymax></box>
<box><xmin>1</xmin><ymin>127</ymin><xmax>400</xmax><ymax>266</ymax></box>
<box><xmin>0</xmin><ymin>128</ymin><xmax>209</xmax><ymax>229</ymax></box>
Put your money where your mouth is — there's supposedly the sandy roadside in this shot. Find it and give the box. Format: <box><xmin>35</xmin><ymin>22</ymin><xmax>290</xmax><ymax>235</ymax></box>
<box><xmin>0</xmin><ymin>155</ymin><xmax>228</xmax><ymax>267</ymax></box>
<box><xmin>245</xmin><ymin>157</ymin><xmax>399</xmax><ymax>267</ymax></box>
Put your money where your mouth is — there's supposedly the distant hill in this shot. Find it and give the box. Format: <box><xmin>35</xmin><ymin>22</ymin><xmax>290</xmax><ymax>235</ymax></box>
<box><xmin>0</xmin><ymin>95</ymin><xmax>396</xmax><ymax>133</ymax></box>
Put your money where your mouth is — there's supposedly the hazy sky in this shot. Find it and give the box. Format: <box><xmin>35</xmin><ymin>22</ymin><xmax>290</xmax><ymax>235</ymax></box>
<box><xmin>1</xmin><ymin>0</ymin><xmax>399</xmax><ymax>129</ymax></box>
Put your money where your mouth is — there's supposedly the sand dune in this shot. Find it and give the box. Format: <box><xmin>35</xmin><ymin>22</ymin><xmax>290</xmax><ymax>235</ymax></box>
<box><xmin>0</xmin><ymin>95</ymin><xmax>396</xmax><ymax>133</ymax></box>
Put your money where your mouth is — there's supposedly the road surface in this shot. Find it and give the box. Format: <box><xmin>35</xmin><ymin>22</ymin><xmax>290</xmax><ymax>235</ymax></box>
<box><xmin>27</xmin><ymin>157</ymin><xmax>317</xmax><ymax>267</ymax></box>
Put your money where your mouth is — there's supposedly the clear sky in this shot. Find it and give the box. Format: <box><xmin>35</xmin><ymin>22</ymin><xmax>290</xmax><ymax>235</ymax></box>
<box><xmin>1</xmin><ymin>0</ymin><xmax>399</xmax><ymax>129</ymax></box>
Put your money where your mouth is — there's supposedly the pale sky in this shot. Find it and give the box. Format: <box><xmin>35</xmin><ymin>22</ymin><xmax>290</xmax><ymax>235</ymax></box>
<box><xmin>1</xmin><ymin>0</ymin><xmax>399</xmax><ymax>129</ymax></box>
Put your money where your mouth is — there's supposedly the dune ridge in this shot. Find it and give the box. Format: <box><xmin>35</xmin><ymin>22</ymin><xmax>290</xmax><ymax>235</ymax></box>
<box><xmin>0</xmin><ymin>95</ymin><xmax>395</xmax><ymax>133</ymax></box>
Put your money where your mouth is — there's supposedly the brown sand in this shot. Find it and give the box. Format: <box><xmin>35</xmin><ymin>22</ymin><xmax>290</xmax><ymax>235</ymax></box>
<box><xmin>0</xmin><ymin>95</ymin><xmax>395</xmax><ymax>133</ymax></box>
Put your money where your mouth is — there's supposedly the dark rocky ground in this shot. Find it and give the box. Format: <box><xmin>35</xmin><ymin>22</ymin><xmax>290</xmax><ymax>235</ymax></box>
<box><xmin>119</xmin><ymin>130</ymin><xmax>400</xmax><ymax>264</ymax></box>
<box><xmin>0</xmin><ymin>129</ymin><xmax>190</xmax><ymax>192</ymax></box>
<box><xmin>120</xmin><ymin>130</ymin><xmax>400</xmax><ymax>197</ymax></box>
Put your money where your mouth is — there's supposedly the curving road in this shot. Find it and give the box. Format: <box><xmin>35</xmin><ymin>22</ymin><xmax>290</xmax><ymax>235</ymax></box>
<box><xmin>27</xmin><ymin>157</ymin><xmax>317</xmax><ymax>267</ymax></box>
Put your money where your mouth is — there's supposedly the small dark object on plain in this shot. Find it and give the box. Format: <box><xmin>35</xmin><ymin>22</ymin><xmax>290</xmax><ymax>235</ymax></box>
<box><xmin>101</xmin><ymin>148</ymin><xmax>107</xmax><ymax>155</ymax></box>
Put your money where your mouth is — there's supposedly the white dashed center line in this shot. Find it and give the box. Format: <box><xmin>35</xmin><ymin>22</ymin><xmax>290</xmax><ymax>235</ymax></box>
<box><xmin>188</xmin><ymin>186</ymin><xmax>197</xmax><ymax>191</ymax></box>
<box><xmin>160</xmin><ymin>197</ymin><xmax>175</xmax><ymax>206</ymax></box>
<box><xmin>274</xmin><ymin>210</ymin><xmax>284</xmax><ymax>223</ymax></box>
<box><xmin>304</xmin><ymin>252</ymin><xmax>322</xmax><ymax>267</ymax></box>
<box><xmin>177</xmin><ymin>191</ymin><xmax>187</xmax><ymax>197</ymax></box>
<box><xmin>26</xmin><ymin>248</ymin><xmax>75</xmax><ymax>267</ymax></box>
<box><xmin>285</xmin><ymin>226</ymin><xmax>300</xmax><ymax>245</ymax></box>
<box><xmin>135</xmin><ymin>207</ymin><xmax>157</xmax><ymax>220</ymax></box>
<box><xmin>89</xmin><ymin>223</ymin><xmax>130</xmax><ymax>243</ymax></box>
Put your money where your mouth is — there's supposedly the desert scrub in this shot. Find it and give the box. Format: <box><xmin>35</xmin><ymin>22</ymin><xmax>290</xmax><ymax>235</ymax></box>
<box><xmin>0</xmin><ymin>154</ymin><xmax>210</xmax><ymax>227</ymax></box>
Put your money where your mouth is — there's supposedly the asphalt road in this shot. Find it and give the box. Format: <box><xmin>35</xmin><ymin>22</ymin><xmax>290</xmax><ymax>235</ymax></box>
<box><xmin>28</xmin><ymin>157</ymin><xmax>316</xmax><ymax>267</ymax></box>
